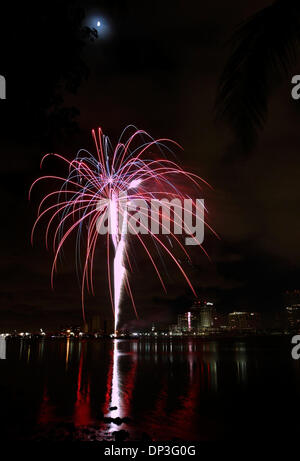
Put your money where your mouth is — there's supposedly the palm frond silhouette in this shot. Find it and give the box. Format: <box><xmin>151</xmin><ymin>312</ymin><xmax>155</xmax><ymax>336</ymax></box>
<box><xmin>216</xmin><ymin>0</ymin><xmax>300</xmax><ymax>151</ymax></box>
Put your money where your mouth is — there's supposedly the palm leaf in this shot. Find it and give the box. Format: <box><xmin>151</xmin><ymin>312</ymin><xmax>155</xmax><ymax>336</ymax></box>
<box><xmin>216</xmin><ymin>0</ymin><xmax>300</xmax><ymax>151</ymax></box>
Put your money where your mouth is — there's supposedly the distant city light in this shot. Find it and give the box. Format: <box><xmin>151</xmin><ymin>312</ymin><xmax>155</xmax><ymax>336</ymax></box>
<box><xmin>187</xmin><ymin>312</ymin><xmax>192</xmax><ymax>331</ymax></box>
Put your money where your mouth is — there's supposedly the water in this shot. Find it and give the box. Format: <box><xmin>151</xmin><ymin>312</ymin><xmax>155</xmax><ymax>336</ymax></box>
<box><xmin>0</xmin><ymin>336</ymin><xmax>299</xmax><ymax>441</ymax></box>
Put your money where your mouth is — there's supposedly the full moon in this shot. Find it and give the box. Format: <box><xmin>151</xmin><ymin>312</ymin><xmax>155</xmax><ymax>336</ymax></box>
<box><xmin>84</xmin><ymin>12</ymin><xmax>111</xmax><ymax>38</ymax></box>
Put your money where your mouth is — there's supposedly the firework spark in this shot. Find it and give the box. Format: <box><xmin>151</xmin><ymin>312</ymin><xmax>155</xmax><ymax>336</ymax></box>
<box><xmin>30</xmin><ymin>126</ymin><xmax>216</xmax><ymax>333</ymax></box>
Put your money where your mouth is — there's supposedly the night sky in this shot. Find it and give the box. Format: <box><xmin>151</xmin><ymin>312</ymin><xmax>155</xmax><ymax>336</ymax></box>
<box><xmin>1</xmin><ymin>0</ymin><xmax>300</xmax><ymax>330</ymax></box>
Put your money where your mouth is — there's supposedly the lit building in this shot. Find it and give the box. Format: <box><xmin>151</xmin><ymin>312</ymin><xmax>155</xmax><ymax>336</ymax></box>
<box><xmin>191</xmin><ymin>300</ymin><xmax>215</xmax><ymax>331</ymax></box>
<box><xmin>174</xmin><ymin>300</ymin><xmax>216</xmax><ymax>334</ymax></box>
<box><xmin>228</xmin><ymin>312</ymin><xmax>261</xmax><ymax>331</ymax></box>
<box><xmin>177</xmin><ymin>312</ymin><xmax>196</xmax><ymax>333</ymax></box>
<box><xmin>199</xmin><ymin>302</ymin><xmax>214</xmax><ymax>329</ymax></box>
<box><xmin>212</xmin><ymin>312</ymin><xmax>229</xmax><ymax>329</ymax></box>
<box><xmin>286</xmin><ymin>305</ymin><xmax>300</xmax><ymax>330</ymax></box>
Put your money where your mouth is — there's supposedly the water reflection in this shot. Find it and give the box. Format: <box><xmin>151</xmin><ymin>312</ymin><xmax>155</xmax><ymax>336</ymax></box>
<box><xmin>1</xmin><ymin>337</ymin><xmax>298</xmax><ymax>440</ymax></box>
<box><xmin>108</xmin><ymin>341</ymin><xmax>122</xmax><ymax>418</ymax></box>
<box><xmin>65</xmin><ymin>337</ymin><xmax>70</xmax><ymax>369</ymax></box>
<box><xmin>74</xmin><ymin>344</ymin><xmax>91</xmax><ymax>426</ymax></box>
<box><xmin>38</xmin><ymin>340</ymin><xmax>45</xmax><ymax>361</ymax></box>
<box><xmin>105</xmin><ymin>340</ymin><xmax>137</xmax><ymax>431</ymax></box>
<box><xmin>235</xmin><ymin>342</ymin><xmax>247</xmax><ymax>384</ymax></box>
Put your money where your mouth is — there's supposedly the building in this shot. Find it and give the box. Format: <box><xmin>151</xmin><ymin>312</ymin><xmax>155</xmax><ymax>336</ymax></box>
<box><xmin>169</xmin><ymin>324</ymin><xmax>181</xmax><ymax>335</ymax></box>
<box><xmin>199</xmin><ymin>302</ymin><xmax>214</xmax><ymax>329</ymax></box>
<box><xmin>174</xmin><ymin>300</ymin><xmax>216</xmax><ymax>334</ymax></box>
<box><xmin>286</xmin><ymin>305</ymin><xmax>300</xmax><ymax>330</ymax></box>
<box><xmin>83</xmin><ymin>314</ymin><xmax>114</xmax><ymax>335</ymax></box>
<box><xmin>191</xmin><ymin>300</ymin><xmax>215</xmax><ymax>331</ymax></box>
<box><xmin>212</xmin><ymin>312</ymin><xmax>229</xmax><ymax>330</ymax></box>
<box><xmin>284</xmin><ymin>289</ymin><xmax>300</xmax><ymax>305</ymax></box>
<box><xmin>177</xmin><ymin>311</ymin><xmax>196</xmax><ymax>333</ymax></box>
<box><xmin>228</xmin><ymin>312</ymin><xmax>261</xmax><ymax>331</ymax></box>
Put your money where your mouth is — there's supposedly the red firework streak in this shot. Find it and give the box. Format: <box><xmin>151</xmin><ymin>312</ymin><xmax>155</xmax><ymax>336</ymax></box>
<box><xmin>30</xmin><ymin>126</ymin><xmax>217</xmax><ymax>332</ymax></box>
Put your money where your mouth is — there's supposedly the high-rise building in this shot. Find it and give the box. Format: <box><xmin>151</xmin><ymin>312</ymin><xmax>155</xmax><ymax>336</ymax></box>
<box><xmin>228</xmin><ymin>312</ymin><xmax>261</xmax><ymax>330</ymax></box>
<box><xmin>212</xmin><ymin>312</ymin><xmax>228</xmax><ymax>329</ymax></box>
<box><xmin>177</xmin><ymin>311</ymin><xmax>196</xmax><ymax>332</ymax></box>
<box><xmin>284</xmin><ymin>289</ymin><xmax>300</xmax><ymax>305</ymax></box>
<box><xmin>91</xmin><ymin>314</ymin><xmax>102</xmax><ymax>332</ymax></box>
<box><xmin>286</xmin><ymin>305</ymin><xmax>300</xmax><ymax>330</ymax></box>
<box><xmin>84</xmin><ymin>315</ymin><xmax>114</xmax><ymax>335</ymax></box>
<box><xmin>191</xmin><ymin>300</ymin><xmax>215</xmax><ymax>330</ymax></box>
<box><xmin>175</xmin><ymin>300</ymin><xmax>217</xmax><ymax>333</ymax></box>
<box><xmin>199</xmin><ymin>302</ymin><xmax>214</xmax><ymax>328</ymax></box>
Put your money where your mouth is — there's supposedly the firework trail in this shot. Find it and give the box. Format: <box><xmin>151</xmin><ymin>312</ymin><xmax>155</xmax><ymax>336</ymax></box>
<box><xmin>30</xmin><ymin>126</ymin><xmax>216</xmax><ymax>334</ymax></box>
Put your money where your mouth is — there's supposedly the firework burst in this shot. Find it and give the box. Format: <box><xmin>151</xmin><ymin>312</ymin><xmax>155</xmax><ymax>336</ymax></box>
<box><xmin>30</xmin><ymin>126</ymin><xmax>216</xmax><ymax>333</ymax></box>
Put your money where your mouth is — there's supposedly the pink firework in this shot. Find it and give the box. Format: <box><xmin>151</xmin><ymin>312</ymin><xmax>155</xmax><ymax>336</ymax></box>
<box><xmin>30</xmin><ymin>126</ymin><xmax>216</xmax><ymax>333</ymax></box>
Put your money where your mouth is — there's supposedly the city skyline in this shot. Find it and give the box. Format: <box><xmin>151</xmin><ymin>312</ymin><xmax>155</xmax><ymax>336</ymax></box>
<box><xmin>2</xmin><ymin>296</ymin><xmax>300</xmax><ymax>336</ymax></box>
